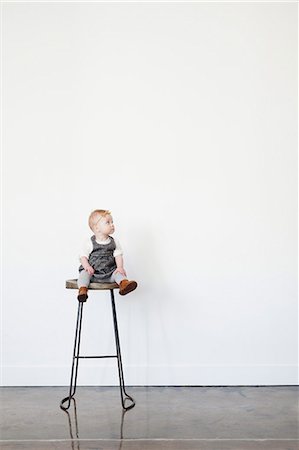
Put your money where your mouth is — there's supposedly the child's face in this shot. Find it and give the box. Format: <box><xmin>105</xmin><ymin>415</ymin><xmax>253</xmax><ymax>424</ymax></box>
<box><xmin>94</xmin><ymin>214</ymin><xmax>115</xmax><ymax>236</ymax></box>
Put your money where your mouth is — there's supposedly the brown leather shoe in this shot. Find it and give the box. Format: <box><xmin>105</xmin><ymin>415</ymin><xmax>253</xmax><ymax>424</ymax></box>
<box><xmin>119</xmin><ymin>279</ymin><xmax>138</xmax><ymax>296</ymax></box>
<box><xmin>77</xmin><ymin>286</ymin><xmax>88</xmax><ymax>302</ymax></box>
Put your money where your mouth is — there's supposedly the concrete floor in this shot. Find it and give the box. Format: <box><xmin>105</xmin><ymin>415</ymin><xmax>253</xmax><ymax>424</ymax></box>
<box><xmin>0</xmin><ymin>386</ymin><xmax>298</xmax><ymax>449</ymax></box>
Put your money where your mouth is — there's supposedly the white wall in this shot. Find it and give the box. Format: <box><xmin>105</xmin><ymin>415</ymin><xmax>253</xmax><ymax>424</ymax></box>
<box><xmin>1</xmin><ymin>1</ymin><xmax>297</xmax><ymax>386</ymax></box>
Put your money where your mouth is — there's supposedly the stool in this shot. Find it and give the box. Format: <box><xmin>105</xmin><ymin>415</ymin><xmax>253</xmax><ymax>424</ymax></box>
<box><xmin>60</xmin><ymin>279</ymin><xmax>135</xmax><ymax>411</ymax></box>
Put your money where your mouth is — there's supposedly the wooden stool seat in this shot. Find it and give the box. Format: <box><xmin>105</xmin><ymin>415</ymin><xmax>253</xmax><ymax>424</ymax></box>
<box><xmin>66</xmin><ymin>279</ymin><xmax>119</xmax><ymax>290</ymax></box>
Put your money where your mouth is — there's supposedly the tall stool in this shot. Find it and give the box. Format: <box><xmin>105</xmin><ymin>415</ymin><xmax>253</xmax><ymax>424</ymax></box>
<box><xmin>60</xmin><ymin>279</ymin><xmax>135</xmax><ymax>411</ymax></box>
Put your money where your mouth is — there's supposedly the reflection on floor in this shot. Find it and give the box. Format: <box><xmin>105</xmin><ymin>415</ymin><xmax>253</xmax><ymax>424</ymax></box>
<box><xmin>0</xmin><ymin>386</ymin><xmax>298</xmax><ymax>449</ymax></box>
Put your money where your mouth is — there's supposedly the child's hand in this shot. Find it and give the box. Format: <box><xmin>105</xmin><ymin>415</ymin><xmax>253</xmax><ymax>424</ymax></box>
<box><xmin>86</xmin><ymin>266</ymin><xmax>95</xmax><ymax>275</ymax></box>
<box><xmin>114</xmin><ymin>268</ymin><xmax>127</xmax><ymax>277</ymax></box>
<box><xmin>80</xmin><ymin>256</ymin><xmax>94</xmax><ymax>275</ymax></box>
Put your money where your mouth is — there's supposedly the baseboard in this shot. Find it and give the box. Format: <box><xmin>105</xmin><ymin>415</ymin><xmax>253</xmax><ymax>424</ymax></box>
<box><xmin>1</xmin><ymin>364</ymin><xmax>298</xmax><ymax>386</ymax></box>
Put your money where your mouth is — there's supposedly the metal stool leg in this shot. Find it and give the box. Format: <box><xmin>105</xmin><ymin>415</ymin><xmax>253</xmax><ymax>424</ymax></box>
<box><xmin>60</xmin><ymin>300</ymin><xmax>84</xmax><ymax>411</ymax></box>
<box><xmin>110</xmin><ymin>289</ymin><xmax>135</xmax><ymax>411</ymax></box>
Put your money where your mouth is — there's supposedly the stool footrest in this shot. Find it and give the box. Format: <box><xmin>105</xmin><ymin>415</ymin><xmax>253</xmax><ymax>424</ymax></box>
<box><xmin>75</xmin><ymin>355</ymin><xmax>117</xmax><ymax>359</ymax></box>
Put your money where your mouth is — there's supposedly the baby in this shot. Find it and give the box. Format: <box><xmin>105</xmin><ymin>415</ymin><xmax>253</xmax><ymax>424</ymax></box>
<box><xmin>77</xmin><ymin>209</ymin><xmax>138</xmax><ymax>302</ymax></box>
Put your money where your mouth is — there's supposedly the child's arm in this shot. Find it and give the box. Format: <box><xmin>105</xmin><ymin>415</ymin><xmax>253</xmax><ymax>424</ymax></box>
<box><xmin>79</xmin><ymin>238</ymin><xmax>94</xmax><ymax>275</ymax></box>
<box><xmin>80</xmin><ymin>256</ymin><xmax>95</xmax><ymax>275</ymax></box>
<box><xmin>114</xmin><ymin>255</ymin><xmax>127</xmax><ymax>277</ymax></box>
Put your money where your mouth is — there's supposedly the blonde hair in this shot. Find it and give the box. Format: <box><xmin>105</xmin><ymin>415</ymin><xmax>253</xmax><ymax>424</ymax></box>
<box><xmin>88</xmin><ymin>209</ymin><xmax>111</xmax><ymax>231</ymax></box>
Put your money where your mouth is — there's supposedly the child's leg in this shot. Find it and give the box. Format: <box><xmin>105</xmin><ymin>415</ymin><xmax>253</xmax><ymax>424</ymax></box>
<box><xmin>111</xmin><ymin>271</ymin><xmax>138</xmax><ymax>296</ymax></box>
<box><xmin>111</xmin><ymin>271</ymin><xmax>127</xmax><ymax>285</ymax></box>
<box><xmin>78</xmin><ymin>270</ymin><xmax>92</xmax><ymax>288</ymax></box>
<box><xmin>77</xmin><ymin>270</ymin><xmax>91</xmax><ymax>302</ymax></box>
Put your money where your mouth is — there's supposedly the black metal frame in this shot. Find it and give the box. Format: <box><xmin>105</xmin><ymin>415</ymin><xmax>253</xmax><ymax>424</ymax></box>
<box><xmin>60</xmin><ymin>289</ymin><xmax>135</xmax><ymax>411</ymax></box>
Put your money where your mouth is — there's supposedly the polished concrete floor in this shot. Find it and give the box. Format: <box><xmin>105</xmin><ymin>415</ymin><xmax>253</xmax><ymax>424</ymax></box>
<box><xmin>0</xmin><ymin>386</ymin><xmax>298</xmax><ymax>449</ymax></box>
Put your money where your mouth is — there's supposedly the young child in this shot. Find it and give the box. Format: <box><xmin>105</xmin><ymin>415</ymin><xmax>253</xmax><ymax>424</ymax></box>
<box><xmin>77</xmin><ymin>209</ymin><xmax>138</xmax><ymax>302</ymax></box>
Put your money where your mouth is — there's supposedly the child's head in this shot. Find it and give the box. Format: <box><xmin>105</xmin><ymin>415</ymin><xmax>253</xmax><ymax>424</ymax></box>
<box><xmin>88</xmin><ymin>209</ymin><xmax>115</xmax><ymax>236</ymax></box>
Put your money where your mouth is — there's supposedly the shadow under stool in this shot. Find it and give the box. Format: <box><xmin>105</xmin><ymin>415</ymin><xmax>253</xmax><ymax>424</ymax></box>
<box><xmin>60</xmin><ymin>279</ymin><xmax>135</xmax><ymax>412</ymax></box>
